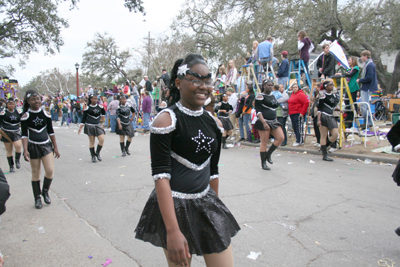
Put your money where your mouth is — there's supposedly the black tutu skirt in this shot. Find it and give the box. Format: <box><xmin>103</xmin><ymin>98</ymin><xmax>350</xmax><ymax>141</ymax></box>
<box><xmin>254</xmin><ymin>118</ymin><xmax>282</xmax><ymax>131</ymax></box>
<box><xmin>28</xmin><ymin>141</ymin><xmax>53</xmax><ymax>159</ymax></box>
<box><xmin>392</xmin><ymin>160</ymin><xmax>400</xmax><ymax>186</ymax></box>
<box><xmin>135</xmin><ymin>186</ymin><xmax>240</xmax><ymax>256</ymax></box>
<box><xmin>84</xmin><ymin>124</ymin><xmax>105</xmax><ymax>136</ymax></box>
<box><xmin>218</xmin><ymin>116</ymin><xmax>233</xmax><ymax>131</ymax></box>
<box><xmin>116</xmin><ymin>123</ymin><xmax>135</xmax><ymax>138</ymax></box>
<box><xmin>1</xmin><ymin>129</ymin><xmax>21</xmax><ymax>143</ymax></box>
<box><xmin>320</xmin><ymin>113</ymin><xmax>338</xmax><ymax>129</ymax></box>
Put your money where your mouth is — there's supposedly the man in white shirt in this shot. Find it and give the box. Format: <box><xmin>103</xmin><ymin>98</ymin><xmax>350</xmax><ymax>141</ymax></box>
<box><xmin>87</xmin><ymin>85</ymin><xmax>94</xmax><ymax>95</ymax></box>
<box><xmin>227</xmin><ymin>87</ymin><xmax>238</xmax><ymax>140</ymax></box>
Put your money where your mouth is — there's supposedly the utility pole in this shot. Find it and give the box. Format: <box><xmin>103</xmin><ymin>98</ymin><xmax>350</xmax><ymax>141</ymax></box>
<box><xmin>143</xmin><ymin>31</ymin><xmax>154</xmax><ymax>75</ymax></box>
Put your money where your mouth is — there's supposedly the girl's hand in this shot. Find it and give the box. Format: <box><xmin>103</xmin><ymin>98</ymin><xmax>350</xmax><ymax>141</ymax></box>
<box><xmin>53</xmin><ymin>147</ymin><xmax>60</xmax><ymax>159</ymax></box>
<box><xmin>78</xmin><ymin>128</ymin><xmax>82</xmax><ymax>134</ymax></box>
<box><xmin>167</xmin><ymin>230</ymin><xmax>191</xmax><ymax>266</ymax></box>
<box><xmin>24</xmin><ymin>151</ymin><xmax>30</xmax><ymax>162</ymax></box>
<box><xmin>317</xmin><ymin>121</ymin><xmax>321</xmax><ymax>127</ymax></box>
<box><xmin>119</xmin><ymin>124</ymin><xmax>122</xmax><ymax>130</ymax></box>
<box><xmin>299</xmin><ymin>114</ymin><xmax>303</xmax><ymax>118</ymax></box>
<box><xmin>263</xmin><ymin>123</ymin><xmax>270</xmax><ymax>131</ymax></box>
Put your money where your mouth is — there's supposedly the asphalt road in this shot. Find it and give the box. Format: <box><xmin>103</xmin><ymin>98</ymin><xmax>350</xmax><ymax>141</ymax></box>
<box><xmin>1</xmin><ymin>123</ymin><xmax>399</xmax><ymax>267</ymax></box>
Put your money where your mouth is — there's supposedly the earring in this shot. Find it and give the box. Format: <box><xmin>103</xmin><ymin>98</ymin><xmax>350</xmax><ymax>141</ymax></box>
<box><xmin>177</xmin><ymin>87</ymin><xmax>180</xmax><ymax>90</ymax></box>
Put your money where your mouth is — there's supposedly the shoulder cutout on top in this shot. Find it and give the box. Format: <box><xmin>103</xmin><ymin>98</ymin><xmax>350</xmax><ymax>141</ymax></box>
<box><xmin>150</xmin><ymin>108</ymin><xmax>177</xmax><ymax>134</ymax></box>
<box><xmin>43</xmin><ymin>109</ymin><xmax>51</xmax><ymax>118</ymax></box>
<box><xmin>21</xmin><ymin>112</ymin><xmax>29</xmax><ymax>120</ymax></box>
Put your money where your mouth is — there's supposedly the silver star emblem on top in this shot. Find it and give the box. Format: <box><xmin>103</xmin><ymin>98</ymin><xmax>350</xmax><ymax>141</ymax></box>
<box><xmin>93</xmin><ymin>109</ymin><xmax>100</xmax><ymax>114</ymax></box>
<box><xmin>33</xmin><ymin>116</ymin><xmax>43</xmax><ymax>126</ymax></box>
<box><xmin>9</xmin><ymin>115</ymin><xmax>17</xmax><ymax>121</ymax></box>
<box><xmin>191</xmin><ymin>129</ymin><xmax>214</xmax><ymax>153</ymax></box>
<box><xmin>177</xmin><ymin>64</ymin><xmax>190</xmax><ymax>76</ymax></box>
<box><xmin>329</xmin><ymin>98</ymin><xmax>335</xmax><ymax>103</ymax></box>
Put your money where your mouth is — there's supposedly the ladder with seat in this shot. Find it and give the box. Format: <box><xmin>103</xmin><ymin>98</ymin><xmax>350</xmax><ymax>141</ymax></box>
<box><xmin>333</xmin><ymin>76</ymin><xmax>379</xmax><ymax>148</ymax></box>
<box><xmin>258</xmin><ymin>62</ymin><xmax>277</xmax><ymax>84</ymax></box>
<box><xmin>287</xmin><ymin>58</ymin><xmax>312</xmax><ymax>90</ymax></box>
<box><xmin>238</xmin><ymin>64</ymin><xmax>262</xmax><ymax>93</ymax></box>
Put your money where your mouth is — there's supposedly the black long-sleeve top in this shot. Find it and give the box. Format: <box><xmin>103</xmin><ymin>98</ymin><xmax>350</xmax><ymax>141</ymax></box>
<box><xmin>0</xmin><ymin>109</ymin><xmax>21</xmax><ymax>131</ymax></box>
<box><xmin>116</xmin><ymin>104</ymin><xmax>135</xmax><ymax>125</ymax></box>
<box><xmin>217</xmin><ymin>102</ymin><xmax>233</xmax><ymax>118</ymax></box>
<box><xmin>244</xmin><ymin>94</ymin><xmax>255</xmax><ymax>113</ymax></box>
<box><xmin>255</xmin><ymin>93</ymin><xmax>279</xmax><ymax>120</ymax></box>
<box><xmin>317</xmin><ymin>92</ymin><xmax>339</xmax><ymax>116</ymax></box>
<box><xmin>342</xmin><ymin>68</ymin><xmax>358</xmax><ymax>78</ymax></box>
<box><xmin>81</xmin><ymin>104</ymin><xmax>105</xmax><ymax>125</ymax></box>
<box><xmin>321</xmin><ymin>52</ymin><xmax>336</xmax><ymax>77</ymax></box>
<box><xmin>21</xmin><ymin>109</ymin><xmax>54</xmax><ymax>144</ymax></box>
<box><xmin>150</xmin><ymin>102</ymin><xmax>223</xmax><ymax>193</ymax></box>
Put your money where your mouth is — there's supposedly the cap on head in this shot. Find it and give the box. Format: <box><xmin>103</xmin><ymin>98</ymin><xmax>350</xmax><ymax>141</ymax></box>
<box><xmin>281</xmin><ymin>51</ymin><xmax>288</xmax><ymax>56</ymax></box>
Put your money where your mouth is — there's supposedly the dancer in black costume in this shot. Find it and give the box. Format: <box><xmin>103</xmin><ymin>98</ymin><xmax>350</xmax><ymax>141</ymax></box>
<box><xmin>317</xmin><ymin>81</ymin><xmax>340</xmax><ymax>161</ymax></box>
<box><xmin>254</xmin><ymin>80</ymin><xmax>284</xmax><ymax>170</ymax></box>
<box><xmin>78</xmin><ymin>94</ymin><xmax>105</xmax><ymax>163</ymax></box>
<box><xmin>116</xmin><ymin>95</ymin><xmax>136</xmax><ymax>157</ymax></box>
<box><xmin>135</xmin><ymin>54</ymin><xmax>240</xmax><ymax>267</ymax></box>
<box><xmin>0</xmin><ymin>98</ymin><xmax>22</xmax><ymax>173</ymax></box>
<box><xmin>21</xmin><ymin>90</ymin><xmax>60</xmax><ymax>209</ymax></box>
<box><xmin>217</xmin><ymin>93</ymin><xmax>233</xmax><ymax>149</ymax></box>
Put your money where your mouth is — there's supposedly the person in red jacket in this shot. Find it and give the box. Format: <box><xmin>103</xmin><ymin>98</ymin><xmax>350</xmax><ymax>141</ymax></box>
<box><xmin>288</xmin><ymin>83</ymin><xmax>309</xmax><ymax>146</ymax></box>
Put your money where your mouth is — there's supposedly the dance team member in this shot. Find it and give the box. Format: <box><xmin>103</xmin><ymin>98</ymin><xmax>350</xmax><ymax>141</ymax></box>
<box><xmin>116</xmin><ymin>95</ymin><xmax>136</xmax><ymax>157</ymax></box>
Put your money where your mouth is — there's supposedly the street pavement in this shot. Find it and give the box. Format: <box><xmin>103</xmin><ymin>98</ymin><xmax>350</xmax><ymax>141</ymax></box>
<box><xmin>0</xmin><ymin>123</ymin><xmax>399</xmax><ymax>267</ymax></box>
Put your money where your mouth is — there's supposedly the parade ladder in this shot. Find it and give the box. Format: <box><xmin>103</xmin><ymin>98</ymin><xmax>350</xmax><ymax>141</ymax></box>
<box><xmin>238</xmin><ymin>64</ymin><xmax>262</xmax><ymax>93</ymax></box>
<box><xmin>287</xmin><ymin>58</ymin><xmax>312</xmax><ymax>91</ymax></box>
<box><xmin>258</xmin><ymin>62</ymin><xmax>277</xmax><ymax>84</ymax></box>
<box><xmin>333</xmin><ymin>76</ymin><xmax>379</xmax><ymax>148</ymax></box>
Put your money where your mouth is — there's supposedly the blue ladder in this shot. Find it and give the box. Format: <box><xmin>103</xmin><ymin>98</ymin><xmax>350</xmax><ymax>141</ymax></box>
<box><xmin>287</xmin><ymin>59</ymin><xmax>312</xmax><ymax>90</ymax></box>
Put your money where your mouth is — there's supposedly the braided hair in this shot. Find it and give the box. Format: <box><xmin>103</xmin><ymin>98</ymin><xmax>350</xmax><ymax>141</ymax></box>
<box><xmin>168</xmin><ymin>54</ymin><xmax>208</xmax><ymax>107</ymax></box>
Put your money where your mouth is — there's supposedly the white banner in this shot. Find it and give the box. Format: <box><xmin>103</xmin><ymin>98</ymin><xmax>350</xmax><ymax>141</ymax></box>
<box><xmin>330</xmin><ymin>40</ymin><xmax>350</xmax><ymax>69</ymax></box>
<box><xmin>139</xmin><ymin>79</ymin><xmax>146</xmax><ymax>87</ymax></box>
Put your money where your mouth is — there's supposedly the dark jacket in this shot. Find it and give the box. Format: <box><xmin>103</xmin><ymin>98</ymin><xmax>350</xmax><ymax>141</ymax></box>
<box><xmin>359</xmin><ymin>61</ymin><xmax>378</xmax><ymax>92</ymax></box>
<box><xmin>321</xmin><ymin>52</ymin><xmax>336</xmax><ymax>77</ymax></box>
<box><xmin>0</xmin><ymin>168</ymin><xmax>10</xmax><ymax>215</ymax></box>
<box><xmin>145</xmin><ymin>80</ymin><xmax>153</xmax><ymax>92</ymax></box>
<box><xmin>244</xmin><ymin>94</ymin><xmax>255</xmax><ymax>113</ymax></box>
<box><xmin>161</xmin><ymin>73</ymin><xmax>171</xmax><ymax>88</ymax></box>
<box><xmin>236</xmin><ymin>96</ymin><xmax>245</xmax><ymax>118</ymax></box>
<box><xmin>277</xmin><ymin>59</ymin><xmax>289</xmax><ymax>78</ymax></box>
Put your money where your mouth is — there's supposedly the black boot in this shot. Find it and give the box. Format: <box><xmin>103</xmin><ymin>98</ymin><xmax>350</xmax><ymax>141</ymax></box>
<box><xmin>266</xmin><ymin>144</ymin><xmax>278</xmax><ymax>164</ymax></box>
<box><xmin>120</xmin><ymin>142</ymin><xmax>126</xmax><ymax>157</ymax></box>
<box><xmin>395</xmin><ymin>227</ymin><xmax>400</xmax><ymax>236</ymax></box>
<box><xmin>96</xmin><ymin>145</ymin><xmax>103</xmax><ymax>161</ymax></box>
<box><xmin>222</xmin><ymin>136</ymin><xmax>228</xmax><ymax>149</ymax></box>
<box><xmin>90</xmin><ymin>147</ymin><xmax>97</xmax><ymax>163</ymax></box>
<box><xmin>15</xmin><ymin>152</ymin><xmax>21</xmax><ymax>169</ymax></box>
<box><xmin>125</xmin><ymin>141</ymin><xmax>131</xmax><ymax>155</ymax></box>
<box><xmin>31</xmin><ymin>181</ymin><xmax>42</xmax><ymax>209</ymax></box>
<box><xmin>321</xmin><ymin>145</ymin><xmax>333</xmax><ymax>161</ymax></box>
<box><xmin>7</xmin><ymin>156</ymin><xmax>15</xmax><ymax>173</ymax></box>
<box><xmin>42</xmin><ymin>177</ymin><xmax>52</xmax><ymax>204</ymax></box>
<box><xmin>260</xmin><ymin>152</ymin><xmax>271</xmax><ymax>170</ymax></box>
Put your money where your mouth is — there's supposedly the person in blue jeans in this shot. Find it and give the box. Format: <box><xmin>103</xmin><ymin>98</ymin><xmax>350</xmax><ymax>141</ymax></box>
<box><xmin>141</xmin><ymin>91</ymin><xmax>152</xmax><ymax>132</ymax></box>
<box><xmin>238</xmin><ymin>84</ymin><xmax>255</xmax><ymax>141</ymax></box>
<box><xmin>108</xmin><ymin>95</ymin><xmax>119</xmax><ymax>132</ymax></box>
<box><xmin>61</xmin><ymin>104</ymin><xmax>69</xmax><ymax>126</ymax></box>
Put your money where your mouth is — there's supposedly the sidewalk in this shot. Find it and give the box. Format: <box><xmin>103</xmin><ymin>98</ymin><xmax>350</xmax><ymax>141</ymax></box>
<box><xmin>0</xmin><ymin>152</ymin><xmax>139</xmax><ymax>267</ymax></box>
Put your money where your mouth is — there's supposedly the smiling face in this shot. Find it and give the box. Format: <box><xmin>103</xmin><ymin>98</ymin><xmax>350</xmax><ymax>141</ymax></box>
<box><xmin>292</xmin><ymin>84</ymin><xmax>299</xmax><ymax>93</ymax></box>
<box><xmin>175</xmin><ymin>63</ymin><xmax>213</xmax><ymax>110</ymax></box>
<box><xmin>348</xmin><ymin>57</ymin><xmax>353</xmax><ymax>67</ymax></box>
<box><xmin>120</xmin><ymin>96</ymin><xmax>127</xmax><ymax>105</ymax></box>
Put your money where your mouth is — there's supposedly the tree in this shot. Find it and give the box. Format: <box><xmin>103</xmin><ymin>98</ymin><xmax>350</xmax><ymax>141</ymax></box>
<box><xmin>174</xmin><ymin>0</ymin><xmax>400</xmax><ymax>93</ymax></box>
<box><xmin>22</xmin><ymin>68</ymin><xmax>76</xmax><ymax>96</ymax></box>
<box><xmin>0</xmin><ymin>0</ymin><xmax>145</xmax><ymax>76</ymax></box>
<box><xmin>136</xmin><ymin>33</ymin><xmax>198</xmax><ymax>79</ymax></box>
<box><xmin>81</xmin><ymin>32</ymin><xmax>132</xmax><ymax>81</ymax></box>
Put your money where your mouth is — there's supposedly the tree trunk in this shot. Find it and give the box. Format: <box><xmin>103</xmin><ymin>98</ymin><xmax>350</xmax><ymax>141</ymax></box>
<box><xmin>389</xmin><ymin>50</ymin><xmax>400</xmax><ymax>94</ymax></box>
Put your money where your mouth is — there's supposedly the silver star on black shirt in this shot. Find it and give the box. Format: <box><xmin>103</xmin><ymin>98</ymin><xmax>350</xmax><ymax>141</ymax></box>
<box><xmin>93</xmin><ymin>109</ymin><xmax>100</xmax><ymax>115</ymax></box>
<box><xmin>33</xmin><ymin>116</ymin><xmax>43</xmax><ymax>126</ymax></box>
<box><xmin>191</xmin><ymin>129</ymin><xmax>214</xmax><ymax>153</ymax></box>
<box><xmin>9</xmin><ymin>115</ymin><xmax>17</xmax><ymax>121</ymax></box>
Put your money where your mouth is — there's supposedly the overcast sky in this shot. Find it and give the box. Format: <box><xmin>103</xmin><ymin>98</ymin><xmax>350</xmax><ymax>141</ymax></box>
<box><xmin>4</xmin><ymin>0</ymin><xmax>186</xmax><ymax>86</ymax></box>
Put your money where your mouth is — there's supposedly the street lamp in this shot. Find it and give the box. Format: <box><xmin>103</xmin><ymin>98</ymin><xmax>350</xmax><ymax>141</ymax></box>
<box><xmin>75</xmin><ymin>62</ymin><xmax>80</xmax><ymax>97</ymax></box>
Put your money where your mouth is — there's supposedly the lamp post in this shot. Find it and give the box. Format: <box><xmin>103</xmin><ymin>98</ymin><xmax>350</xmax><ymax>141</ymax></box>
<box><xmin>75</xmin><ymin>63</ymin><xmax>80</xmax><ymax>97</ymax></box>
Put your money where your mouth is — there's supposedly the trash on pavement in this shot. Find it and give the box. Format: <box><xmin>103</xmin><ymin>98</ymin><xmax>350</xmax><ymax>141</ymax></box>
<box><xmin>273</xmin><ymin>222</ymin><xmax>295</xmax><ymax>230</ymax></box>
<box><xmin>276</xmin><ymin>154</ymin><xmax>281</xmax><ymax>157</ymax></box>
<box><xmin>364</xmin><ymin>159</ymin><xmax>372</xmax><ymax>164</ymax></box>
<box><xmin>247</xmin><ymin>251</ymin><xmax>261</xmax><ymax>260</ymax></box>
<box><xmin>88</xmin><ymin>256</ymin><xmax>93</xmax><ymax>259</ymax></box>
<box><xmin>102</xmin><ymin>258</ymin><xmax>112</xmax><ymax>266</ymax></box>
<box><xmin>86</xmin><ymin>181</ymin><xmax>91</xmax><ymax>184</ymax></box>
<box><xmin>38</xmin><ymin>227</ymin><xmax>45</xmax><ymax>233</ymax></box>
<box><xmin>226</xmin><ymin>144</ymin><xmax>234</xmax><ymax>148</ymax></box>
<box><xmin>346</xmin><ymin>163</ymin><xmax>351</xmax><ymax>165</ymax></box>
<box><xmin>243</xmin><ymin>224</ymin><xmax>253</xmax><ymax>229</ymax></box>
<box><xmin>356</xmin><ymin>159</ymin><xmax>362</xmax><ymax>162</ymax></box>
<box><xmin>112</xmin><ymin>156</ymin><xmax>119</xmax><ymax>158</ymax></box>
<box><xmin>288</xmin><ymin>162</ymin><xmax>293</xmax><ymax>164</ymax></box>
<box><xmin>309</xmin><ymin>160</ymin><xmax>315</xmax><ymax>164</ymax></box>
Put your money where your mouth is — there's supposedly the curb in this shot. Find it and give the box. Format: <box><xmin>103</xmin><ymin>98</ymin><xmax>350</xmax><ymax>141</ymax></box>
<box><xmin>227</xmin><ymin>140</ymin><xmax>399</xmax><ymax>164</ymax></box>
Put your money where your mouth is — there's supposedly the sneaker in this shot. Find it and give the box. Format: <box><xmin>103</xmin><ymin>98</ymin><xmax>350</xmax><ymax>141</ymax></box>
<box><xmin>314</xmin><ymin>143</ymin><xmax>320</xmax><ymax>147</ymax></box>
<box><xmin>229</xmin><ymin>136</ymin><xmax>236</xmax><ymax>140</ymax></box>
<box><xmin>328</xmin><ymin>147</ymin><xmax>337</xmax><ymax>153</ymax></box>
<box><xmin>293</xmin><ymin>142</ymin><xmax>300</xmax><ymax>147</ymax></box>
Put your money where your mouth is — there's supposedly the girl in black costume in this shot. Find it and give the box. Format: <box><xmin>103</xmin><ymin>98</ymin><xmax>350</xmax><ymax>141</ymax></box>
<box><xmin>116</xmin><ymin>95</ymin><xmax>136</xmax><ymax>157</ymax></box>
<box><xmin>317</xmin><ymin>81</ymin><xmax>340</xmax><ymax>161</ymax></box>
<box><xmin>135</xmin><ymin>54</ymin><xmax>240</xmax><ymax>267</ymax></box>
<box><xmin>0</xmin><ymin>98</ymin><xmax>22</xmax><ymax>173</ymax></box>
<box><xmin>78</xmin><ymin>94</ymin><xmax>105</xmax><ymax>163</ymax></box>
<box><xmin>217</xmin><ymin>93</ymin><xmax>233</xmax><ymax>149</ymax></box>
<box><xmin>21</xmin><ymin>90</ymin><xmax>60</xmax><ymax>209</ymax></box>
<box><xmin>255</xmin><ymin>80</ymin><xmax>284</xmax><ymax>170</ymax></box>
